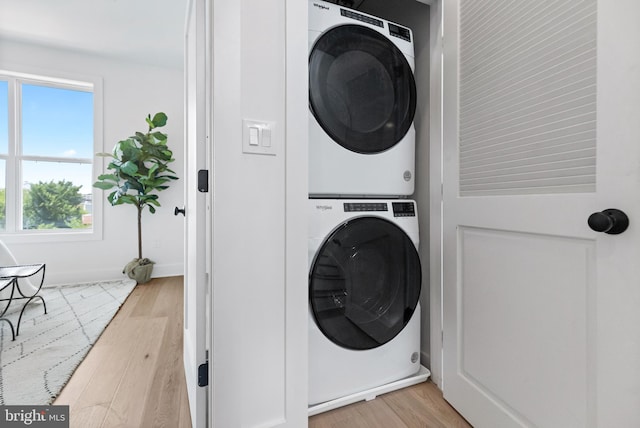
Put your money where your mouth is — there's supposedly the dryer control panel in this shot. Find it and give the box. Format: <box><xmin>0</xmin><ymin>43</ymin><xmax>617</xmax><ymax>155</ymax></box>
<box><xmin>340</xmin><ymin>9</ymin><xmax>383</xmax><ymax>28</ymax></box>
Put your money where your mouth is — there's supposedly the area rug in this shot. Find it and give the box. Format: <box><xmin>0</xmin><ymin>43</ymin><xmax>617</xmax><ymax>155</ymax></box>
<box><xmin>0</xmin><ymin>278</ymin><xmax>137</xmax><ymax>405</ymax></box>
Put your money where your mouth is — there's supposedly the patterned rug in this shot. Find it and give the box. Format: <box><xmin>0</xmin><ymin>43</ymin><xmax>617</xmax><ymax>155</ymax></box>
<box><xmin>0</xmin><ymin>279</ymin><xmax>137</xmax><ymax>405</ymax></box>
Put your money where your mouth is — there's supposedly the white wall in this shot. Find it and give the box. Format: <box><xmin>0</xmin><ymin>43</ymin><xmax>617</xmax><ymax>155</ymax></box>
<box><xmin>0</xmin><ymin>40</ymin><xmax>184</xmax><ymax>285</ymax></box>
<box><xmin>209</xmin><ymin>0</ymin><xmax>308</xmax><ymax>426</ymax></box>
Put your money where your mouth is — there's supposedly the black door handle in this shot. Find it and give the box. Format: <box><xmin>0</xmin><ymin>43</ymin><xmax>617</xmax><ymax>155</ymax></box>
<box><xmin>588</xmin><ymin>208</ymin><xmax>629</xmax><ymax>234</ymax></box>
<box><xmin>174</xmin><ymin>206</ymin><xmax>186</xmax><ymax>216</ymax></box>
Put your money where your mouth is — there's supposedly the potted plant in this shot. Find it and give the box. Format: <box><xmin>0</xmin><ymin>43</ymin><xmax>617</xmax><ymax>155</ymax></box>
<box><xmin>94</xmin><ymin>112</ymin><xmax>179</xmax><ymax>283</ymax></box>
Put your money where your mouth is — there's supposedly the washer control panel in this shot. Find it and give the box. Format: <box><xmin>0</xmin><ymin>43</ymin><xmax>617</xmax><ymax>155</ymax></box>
<box><xmin>341</xmin><ymin>201</ymin><xmax>416</xmax><ymax>217</ymax></box>
<box><xmin>343</xmin><ymin>202</ymin><xmax>388</xmax><ymax>212</ymax></box>
<box><xmin>392</xmin><ymin>202</ymin><xmax>416</xmax><ymax>217</ymax></box>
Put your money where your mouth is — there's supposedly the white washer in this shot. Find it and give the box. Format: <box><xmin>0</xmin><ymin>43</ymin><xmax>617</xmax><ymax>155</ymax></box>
<box><xmin>308</xmin><ymin>0</ymin><xmax>417</xmax><ymax>197</ymax></box>
<box><xmin>308</xmin><ymin>199</ymin><xmax>422</xmax><ymax>406</ymax></box>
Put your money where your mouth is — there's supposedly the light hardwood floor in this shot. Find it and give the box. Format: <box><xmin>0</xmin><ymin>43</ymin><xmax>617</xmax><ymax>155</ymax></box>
<box><xmin>55</xmin><ymin>275</ymin><xmax>469</xmax><ymax>428</ymax></box>
<box><xmin>54</xmin><ymin>276</ymin><xmax>192</xmax><ymax>428</ymax></box>
<box><xmin>309</xmin><ymin>381</ymin><xmax>472</xmax><ymax>428</ymax></box>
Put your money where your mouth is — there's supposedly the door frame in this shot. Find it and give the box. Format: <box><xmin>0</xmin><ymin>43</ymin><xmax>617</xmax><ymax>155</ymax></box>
<box><xmin>183</xmin><ymin>0</ymin><xmax>210</xmax><ymax>425</ymax></box>
<box><xmin>427</xmin><ymin>0</ymin><xmax>444</xmax><ymax>388</ymax></box>
<box><xmin>200</xmin><ymin>0</ymin><xmax>445</xmax><ymax>424</ymax></box>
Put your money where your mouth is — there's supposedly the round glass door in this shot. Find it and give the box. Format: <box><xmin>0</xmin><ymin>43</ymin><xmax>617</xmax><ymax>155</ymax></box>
<box><xmin>309</xmin><ymin>217</ymin><xmax>421</xmax><ymax>350</ymax></box>
<box><xmin>309</xmin><ymin>24</ymin><xmax>417</xmax><ymax>154</ymax></box>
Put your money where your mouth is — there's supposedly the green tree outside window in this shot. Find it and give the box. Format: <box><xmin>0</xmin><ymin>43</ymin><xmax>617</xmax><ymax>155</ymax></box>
<box><xmin>23</xmin><ymin>180</ymin><xmax>85</xmax><ymax>229</ymax></box>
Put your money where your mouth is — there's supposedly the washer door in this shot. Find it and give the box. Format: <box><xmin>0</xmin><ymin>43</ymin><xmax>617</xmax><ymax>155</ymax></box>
<box><xmin>309</xmin><ymin>24</ymin><xmax>417</xmax><ymax>154</ymax></box>
<box><xmin>309</xmin><ymin>217</ymin><xmax>421</xmax><ymax>350</ymax></box>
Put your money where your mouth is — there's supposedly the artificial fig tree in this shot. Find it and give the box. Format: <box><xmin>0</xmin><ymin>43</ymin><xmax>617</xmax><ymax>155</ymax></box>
<box><xmin>93</xmin><ymin>112</ymin><xmax>178</xmax><ymax>282</ymax></box>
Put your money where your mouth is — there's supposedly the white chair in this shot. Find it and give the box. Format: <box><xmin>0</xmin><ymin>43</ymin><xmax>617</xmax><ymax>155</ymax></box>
<box><xmin>0</xmin><ymin>240</ymin><xmax>47</xmax><ymax>340</ymax></box>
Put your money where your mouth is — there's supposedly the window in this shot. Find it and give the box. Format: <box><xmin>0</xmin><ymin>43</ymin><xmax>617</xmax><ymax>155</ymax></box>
<box><xmin>0</xmin><ymin>71</ymin><xmax>101</xmax><ymax>239</ymax></box>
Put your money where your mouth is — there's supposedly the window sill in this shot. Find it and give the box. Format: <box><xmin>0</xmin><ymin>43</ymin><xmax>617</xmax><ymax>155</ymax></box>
<box><xmin>0</xmin><ymin>229</ymin><xmax>102</xmax><ymax>245</ymax></box>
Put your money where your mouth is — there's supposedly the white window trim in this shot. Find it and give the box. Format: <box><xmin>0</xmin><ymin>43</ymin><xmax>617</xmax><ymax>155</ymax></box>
<box><xmin>0</xmin><ymin>69</ymin><xmax>103</xmax><ymax>244</ymax></box>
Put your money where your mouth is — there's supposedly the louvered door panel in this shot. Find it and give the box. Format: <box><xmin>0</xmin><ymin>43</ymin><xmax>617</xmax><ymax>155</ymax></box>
<box><xmin>459</xmin><ymin>0</ymin><xmax>597</xmax><ymax>196</ymax></box>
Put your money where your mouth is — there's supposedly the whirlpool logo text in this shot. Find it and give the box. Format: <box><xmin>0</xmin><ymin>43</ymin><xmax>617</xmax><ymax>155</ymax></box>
<box><xmin>313</xmin><ymin>3</ymin><xmax>330</xmax><ymax>11</ymax></box>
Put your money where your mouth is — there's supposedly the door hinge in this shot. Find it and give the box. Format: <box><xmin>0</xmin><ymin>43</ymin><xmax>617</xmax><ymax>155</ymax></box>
<box><xmin>198</xmin><ymin>169</ymin><xmax>209</xmax><ymax>193</ymax></box>
<box><xmin>198</xmin><ymin>361</ymin><xmax>209</xmax><ymax>387</ymax></box>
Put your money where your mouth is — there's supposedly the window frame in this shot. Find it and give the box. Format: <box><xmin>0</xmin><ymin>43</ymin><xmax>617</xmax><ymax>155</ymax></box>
<box><xmin>0</xmin><ymin>69</ymin><xmax>103</xmax><ymax>243</ymax></box>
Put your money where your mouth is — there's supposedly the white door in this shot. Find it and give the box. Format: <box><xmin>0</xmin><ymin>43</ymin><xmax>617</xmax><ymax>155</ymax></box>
<box><xmin>184</xmin><ymin>0</ymin><xmax>209</xmax><ymax>426</ymax></box>
<box><xmin>442</xmin><ymin>0</ymin><xmax>640</xmax><ymax>427</ymax></box>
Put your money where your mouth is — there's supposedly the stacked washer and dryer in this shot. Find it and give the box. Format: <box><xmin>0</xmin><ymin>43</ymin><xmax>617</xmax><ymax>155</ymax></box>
<box><xmin>308</xmin><ymin>0</ymin><xmax>429</xmax><ymax>414</ymax></box>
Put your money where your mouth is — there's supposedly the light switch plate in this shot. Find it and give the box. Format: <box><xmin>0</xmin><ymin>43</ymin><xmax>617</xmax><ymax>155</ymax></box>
<box><xmin>242</xmin><ymin>119</ymin><xmax>277</xmax><ymax>156</ymax></box>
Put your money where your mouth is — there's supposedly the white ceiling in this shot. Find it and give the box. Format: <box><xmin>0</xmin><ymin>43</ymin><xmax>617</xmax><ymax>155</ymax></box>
<box><xmin>0</xmin><ymin>0</ymin><xmax>187</xmax><ymax>69</ymax></box>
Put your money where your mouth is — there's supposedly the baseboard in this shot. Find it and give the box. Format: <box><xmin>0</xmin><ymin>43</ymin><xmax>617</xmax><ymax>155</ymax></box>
<box><xmin>45</xmin><ymin>262</ymin><xmax>184</xmax><ymax>286</ymax></box>
<box><xmin>150</xmin><ymin>263</ymin><xmax>184</xmax><ymax>279</ymax></box>
<box><xmin>308</xmin><ymin>365</ymin><xmax>431</xmax><ymax>417</ymax></box>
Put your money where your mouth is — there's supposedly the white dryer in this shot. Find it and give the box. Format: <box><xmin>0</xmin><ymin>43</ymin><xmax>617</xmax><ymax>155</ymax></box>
<box><xmin>308</xmin><ymin>199</ymin><xmax>422</xmax><ymax>406</ymax></box>
<box><xmin>308</xmin><ymin>0</ymin><xmax>417</xmax><ymax>197</ymax></box>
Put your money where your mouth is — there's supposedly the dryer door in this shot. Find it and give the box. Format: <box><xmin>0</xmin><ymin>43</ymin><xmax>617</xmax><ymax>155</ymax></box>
<box><xmin>309</xmin><ymin>217</ymin><xmax>421</xmax><ymax>350</ymax></box>
<box><xmin>309</xmin><ymin>24</ymin><xmax>417</xmax><ymax>154</ymax></box>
